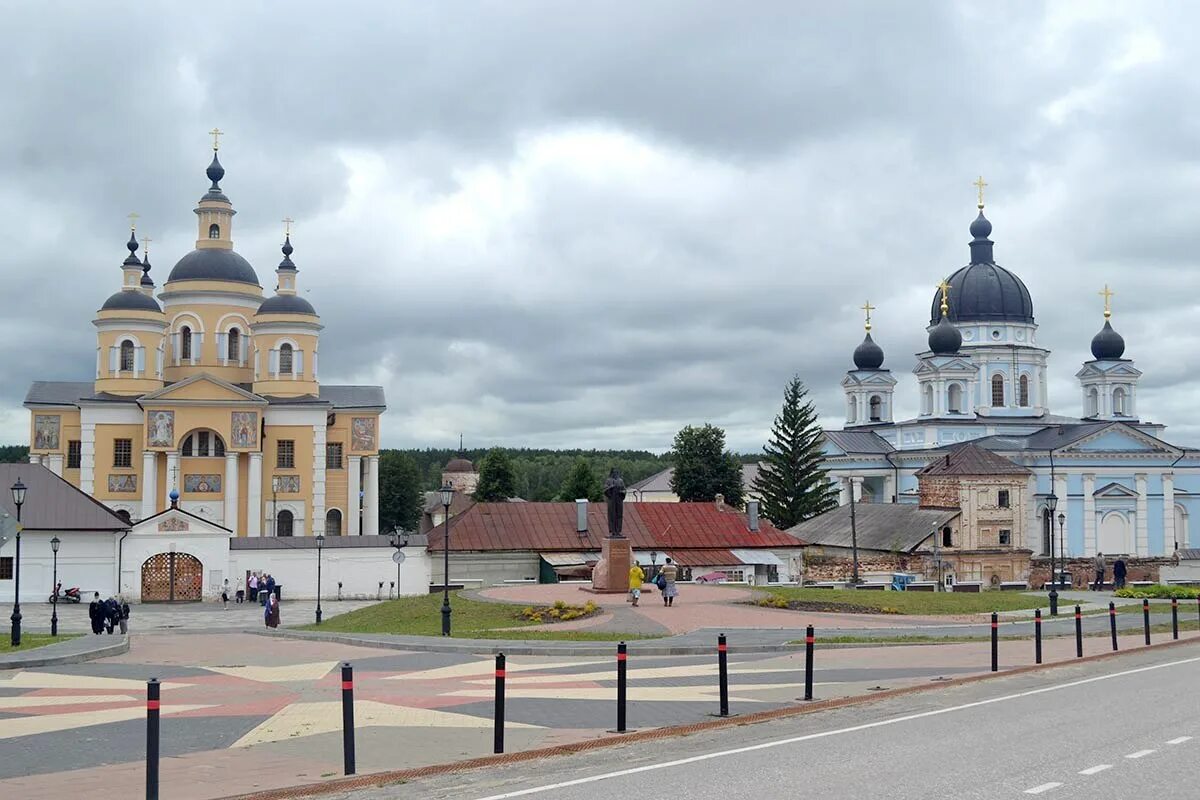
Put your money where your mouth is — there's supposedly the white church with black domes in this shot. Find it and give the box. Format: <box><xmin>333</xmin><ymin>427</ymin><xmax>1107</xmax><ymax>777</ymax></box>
<box><xmin>822</xmin><ymin>191</ymin><xmax>1196</xmax><ymax>562</ymax></box>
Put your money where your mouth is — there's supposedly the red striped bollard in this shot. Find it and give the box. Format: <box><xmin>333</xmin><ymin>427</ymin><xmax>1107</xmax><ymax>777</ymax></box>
<box><xmin>717</xmin><ymin>633</ymin><xmax>730</xmax><ymax>717</ymax></box>
<box><xmin>494</xmin><ymin>653</ymin><xmax>506</xmax><ymax>753</ymax></box>
<box><xmin>341</xmin><ymin>662</ymin><xmax>356</xmax><ymax>775</ymax></box>
<box><xmin>990</xmin><ymin>612</ymin><xmax>998</xmax><ymax>672</ymax></box>
<box><xmin>1075</xmin><ymin>606</ymin><xmax>1083</xmax><ymax>658</ymax></box>
<box><xmin>1143</xmin><ymin>599</ymin><xmax>1151</xmax><ymax>646</ymax></box>
<box><xmin>146</xmin><ymin>678</ymin><xmax>160</xmax><ymax>800</ymax></box>
<box><xmin>803</xmin><ymin>625</ymin><xmax>815</xmax><ymax>701</ymax></box>
<box><xmin>1034</xmin><ymin>609</ymin><xmax>1042</xmax><ymax>665</ymax></box>
<box><xmin>616</xmin><ymin>642</ymin><xmax>627</xmax><ymax>733</ymax></box>
<box><xmin>1109</xmin><ymin>602</ymin><xmax>1118</xmax><ymax>651</ymax></box>
<box><xmin>1172</xmin><ymin>598</ymin><xmax>1179</xmax><ymax>640</ymax></box>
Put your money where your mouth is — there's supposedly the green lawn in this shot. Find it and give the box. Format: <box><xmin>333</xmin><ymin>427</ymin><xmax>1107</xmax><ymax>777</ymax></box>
<box><xmin>305</xmin><ymin>592</ymin><xmax>657</xmax><ymax>641</ymax></box>
<box><xmin>0</xmin><ymin>633</ymin><xmax>75</xmax><ymax>653</ymax></box>
<box><xmin>759</xmin><ymin>587</ymin><xmax>1054</xmax><ymax>616</ymax></box>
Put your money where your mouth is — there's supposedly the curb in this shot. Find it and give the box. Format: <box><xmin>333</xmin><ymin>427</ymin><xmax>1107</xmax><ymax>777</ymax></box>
<box><xmin>218</xmin><ymin>633</ymin><xmax>1200</xmax><ymax>800</ymax></box>
<box><xmin>0</xmin><ymin>635</ymin><xmax>129</xmax><ymax>670</ymax></box>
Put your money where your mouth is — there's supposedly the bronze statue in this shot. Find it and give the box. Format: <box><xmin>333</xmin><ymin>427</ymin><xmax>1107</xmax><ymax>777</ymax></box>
<box><xmin>603</xmin><ymin>468</ymin><xmax>626</xmax><ymax>537</ymax></box>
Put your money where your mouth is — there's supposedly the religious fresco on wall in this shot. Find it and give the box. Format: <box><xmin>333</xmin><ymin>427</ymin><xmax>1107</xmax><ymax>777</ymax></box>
<box><xmin>184</xmin><ymin>474</ymin><xmax>222</xmax><ymax>493</ymax></box>
<box><xmin>147</xmin><ymin>410</ymin><xmax>175</xmax><ymax>448</ymax></box>
<box><xmin>274</xmin><ymin>475</ymin><xmax>301</xmax><ymax>493</ymax></box>
<box><xmin>108</xmin><ymin>474</ymin><xmax>138</xmax><ymax>493</ymax></box>
<box><xmin>351</xmin><ymin>417</ymin><xmax>376</xmax><ymax>451</ymax></box>
<box><xmin>157</xmin><ymin>517</ymin><xmax>189</xmax><ymax>532</ymax></box>
<box><xmin>34</xmin><ymin>415</ymin><xmax>60</xmax><ymax>450</ymax></box>
<box><xmin>230</xmin><ymin>411</ymin><xmax>258</xmax><ymax>448</ymax></box>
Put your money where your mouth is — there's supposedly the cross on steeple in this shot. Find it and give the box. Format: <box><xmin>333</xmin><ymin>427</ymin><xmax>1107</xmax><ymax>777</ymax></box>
<box><xmin>973</xmin><ymin>175</ymin><xmax>987</xmax><ymax>208</ymax></box>
<box><xmin>282</xmin><ymin>217</ymin><xmax>294</xmax><ymax>237</ymax></box>
<box><xmin>209</xmin><ymin>127</ymin><xmax>224</xmax><ymax>150</ymax></box>
<box><xmin>127</xmin><ymin>211</ymin><xmax>139</xmax><ymax>231</ymax></box>
<box><xmin>1100</xmin><ymin>284</ymin><xmax>1115</xmax><ymax>319</ymax></box>
<box><xmin>861</xmin><ymin>300</ymin><xmax>875</xmax><ymax>332</ymax></box>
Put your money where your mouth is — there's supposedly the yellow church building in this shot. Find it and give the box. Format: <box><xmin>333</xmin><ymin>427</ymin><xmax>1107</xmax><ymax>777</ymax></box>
<box><xmin>24</xmin><ymin>139</ymin><xmax>386</xmax><ymax>541</ymax></box>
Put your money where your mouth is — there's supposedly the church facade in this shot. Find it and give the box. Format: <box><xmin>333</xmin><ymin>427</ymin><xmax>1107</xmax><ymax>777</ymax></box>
<box><xmin>823</xmin><ymin>192</ymin><xmax>1198</xmax><ymax>561</ymax></box>
<box><xmin>24</xmin><ymin>141</ymin><xmax>386</xmax><ymax>542</ymax></box>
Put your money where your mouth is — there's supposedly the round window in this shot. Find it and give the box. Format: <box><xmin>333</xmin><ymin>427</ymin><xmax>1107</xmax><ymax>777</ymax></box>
<box><xmin>991</xmin><ymin>329</ymin><xmax>1002</xmax><ymax>340</ymax></box>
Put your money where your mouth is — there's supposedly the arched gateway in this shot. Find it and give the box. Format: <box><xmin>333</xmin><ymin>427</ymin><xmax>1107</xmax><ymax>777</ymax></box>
<box><xmin>141</xmin><ymin>552</ymin><xmax>203</xmax><ymax>602</ymax></box>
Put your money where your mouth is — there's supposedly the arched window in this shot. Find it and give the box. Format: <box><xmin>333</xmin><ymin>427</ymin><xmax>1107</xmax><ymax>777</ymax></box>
<box><xmin>942</xmin><ymin>526</ymin><xmax>953</xmax><ymax>547</ymax></box>
<box><xmin>991</xmin><ymin>374</ymin><xmax>1005</xmax><ymax>407</ymax></box>
<box><xmin>180</xmin><ymin>325</ymin><xmax>192</xmax><ymax>360</ymax></box>
<box><xmin>869</xmin><ymin>395</ymin><xmax>882</xmax><ymax>422</ymax></box>
<box><xmin>276</xmin><ymin>509</ymin><xmax>294</xmax><ymax>537</ymax></box>
<box><xmin>1113</xmin><ymin>387</ymin><xmax>1127</xmax><ymax>416</ymax></box>
<box><xmin>1087</xmin><ymin>387</ymin><xmax>1099</xmax><ymax>417</ymax></box>
<box><xmin>947</xmin><ymin>383</ymin><xmax>963</xmax><ymax>414</ymax></box>
<box><xmin>326</xmin><ymin>509</ymin><xmax>343</xmax><ymax>536</ymax></box>
<box><xmin>847</xmin><ymin>396</ymin><xmax>857</xmax><ymax>423</ymax></box>
<box><xmin>208</xmin><ymin>223</ymin><xmax>220</xmax><ymax>239</ymax></box>
<box><xmin>119</xmin><ymin>340</ymin><xmax>135</xmax><ymax>372</ymax></box>
<box><xmin>922</xmin><ymin>383</ymin><xmax>934</xmax><ymax>415</ymax></box>
<box><xmin>279</xmin><ymin>343</ymin><xmax>294</xmax><ymax>374</ymax></box>
<box><xmin>1019</xmin><ymin>375</ymin><xmax>1030</xmax><ymax>407</ymax></box>
<box><xmin>227</xmin><ymin>328</ymin><xmax>240</xmax><ymax>361</ymax></box>
<box><xmin>181</xmin><ymin>430</ymin><xmax>227</xmax><ymax>458</ymax></box>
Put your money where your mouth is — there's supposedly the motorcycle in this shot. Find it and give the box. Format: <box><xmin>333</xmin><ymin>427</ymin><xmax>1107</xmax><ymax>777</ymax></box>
<box><xmin>49</xmin><ymin>585</ymin><xmax>82</xmax><ymax>604</ymax></box>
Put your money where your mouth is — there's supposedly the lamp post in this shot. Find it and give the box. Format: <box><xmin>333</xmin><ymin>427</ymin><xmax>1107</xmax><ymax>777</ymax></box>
<box><xmin>389</xmin><ymin>526</ymin><xmax>409</xmax><ymax>598</ymax></box>
<box><xmin>314</xmin><ymin>533</ymin><xmax>324</xmax><ymax>624</ymax></box>
<box><xmin>10</xmin><ymin>478</ymin><xmax>26</xmax><ymax>647</ymax></box>
<box><xmin>848</xmin><ymin>477</ymin><xmax>861</xmax><ymax>586</ymax></box>
<box><xmin>271</xmin><ymin>476</ymin><xmax>281</xmax><ymax>537</ymax></box>
<box><xmin>1057</xmin><ymin>512</ymin><xmax>1067</xmax><ymax>598</ymax></box>
<box><xmin>1046</xmin><ymin>493</ymin><xmax>1058</xmax><ymax>616</ymax></box>
<box><xmin>50</xmin><ymin>536</ymin><xmax>60</xmax><ymax>637</ymax></box>
<box><xmin>649</xmin><ymin>550</ymin><xmax>657</xmax><ymax>580</ymax></box>
<box><xmin>440</xmin><ymin>482</ymin><xmax>454</xmax><ymax>636</ymax></box>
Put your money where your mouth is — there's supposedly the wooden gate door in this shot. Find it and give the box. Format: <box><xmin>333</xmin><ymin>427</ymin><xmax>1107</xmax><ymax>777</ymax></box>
<box><xmin>141</xmin><ymin>553</ymin><xmax>203</xmax><ymax>602</ymax></box>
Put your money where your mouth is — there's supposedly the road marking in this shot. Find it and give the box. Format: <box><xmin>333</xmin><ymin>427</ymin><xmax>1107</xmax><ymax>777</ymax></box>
<box><xmin>1024</xmin><ymin>783</ymin><xmax>1062</xmax><ymax>795</ymax></box>
<box><xmin>1078</xmin><ymin>764</ymin><xmax>1111</xmax><ymax>775</ymax></box>
<box><xmin>470</xmin><ymin>653</ymin><xmax>1200</xmax><ymax>800</ymax></box>
<box><xmin>1166</xmin><ymin>736</ymin><xmax>1192</xmax><ymax>745</ymax></box>
<box><xmin>1125</xmin><ymin>749</ymin><xmax>1155</xmax><ymax>759</ymax></box>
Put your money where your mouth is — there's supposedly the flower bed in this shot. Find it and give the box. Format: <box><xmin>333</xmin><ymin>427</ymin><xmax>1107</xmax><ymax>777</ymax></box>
<box><xmin>519</xmin><ymin>599</ymin><xmax>600</xmax><ymax>624</ymax></box>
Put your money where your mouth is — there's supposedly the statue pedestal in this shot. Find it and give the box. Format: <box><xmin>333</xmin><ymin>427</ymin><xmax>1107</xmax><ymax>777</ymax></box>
<box><xmin>586</xmin><ymin>537</ymin><xmax>632</xmax><ymax>594</ymax></box>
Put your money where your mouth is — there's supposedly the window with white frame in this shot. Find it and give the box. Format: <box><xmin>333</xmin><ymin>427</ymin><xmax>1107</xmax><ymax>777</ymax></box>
<box><xmin>119</xmin><ymin>340</ymin><xmax>135</xmax><ymax>372</ymax></box>
<box><xmin>869</xmin><ymin>395</ymin><xmax>882</xmax><ymax>422</ymax></box>
<box><xmin>1019</xmin><ymin>374</ymin><xmax>1030</xmax><ymax>407</ymax></box>
<box><xmin>181</xmin><ymin>431</ymin><xmax>226</xmax><ymax>458</ymax></box>
<box><xmin>279</xmin><ymin>343</ymin><xmax>294</xmax><ymax>374</ymax></box>
<box><xmin>180</xmin><ymin>325</ymin><xmax>193</xmax><ymax>360</ymax></box>
<box><xmin>991</xmin><ymin>374</ymin><xmax>1005</xmax><ymax>407</ymax></box>
<box><xmin>227</xmin><ymin>328</ymin><xmax>240</xmax><ymax>362</ymax></box>
<box><xmin>1113</xmin><ymin>387</ymin><xmax>1127</xmax><ymax>416</ymax></box>
<box><xmin>276</xmin><ymin>509</ymin><xmax>294</xmax><ymax>537</ymax></box>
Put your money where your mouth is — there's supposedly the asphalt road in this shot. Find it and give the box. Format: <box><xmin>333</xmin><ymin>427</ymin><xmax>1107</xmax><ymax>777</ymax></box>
<box><xmin>329</xmin><ymin>641</ymin><xmax>1200</xmax><ymax>800</ymax></box>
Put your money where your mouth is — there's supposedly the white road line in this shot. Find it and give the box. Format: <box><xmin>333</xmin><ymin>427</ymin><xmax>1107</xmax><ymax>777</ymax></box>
<box><xmin>1078</xmin><ymin>764</ymin><xmax>1112</xmax><ymax>775</ymax></box>
<box><xmin>470</xmin><ymin>654</ymin><xmax>1200</xmax><ymax>800</ymax></box>
<box><xmin>1166</xmin><ymin>736</ymin><xmax>1192</xmax><ymax>745</ymax></box>
<box><xmin>1024</xmin><ymin>783</ymin><xmax>1062</xmax><ymax>795</ymax></box>
<box><xmin>1125</xmin><ymin>750</ymin><xmax>1156</xmax><ymax>759</ymax></box>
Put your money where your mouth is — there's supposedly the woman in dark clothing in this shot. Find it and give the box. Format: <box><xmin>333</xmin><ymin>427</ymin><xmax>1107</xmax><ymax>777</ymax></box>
<box><xmin>88</xmin><ymin>592</ymin><xmax>105</xmax><ymax>635</ymax></box>
<box><xmin>1113</xmin><ymin>559</ymin><xmax>1128</xmax><ymax>590</ymax></box>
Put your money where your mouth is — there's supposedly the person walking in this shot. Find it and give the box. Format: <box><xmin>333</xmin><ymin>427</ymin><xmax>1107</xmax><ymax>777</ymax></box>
<box><xmin>264</xmin><ymin>593</ymin><xmax>281</xmax><ymax>629</ymax></box>
<box><xmin>1092</xmin><ymin>552</ymin><xmax>1107</xmax><ymax>591</ymax></box>
<box><xmin>264</xmin><ymin>573</ymin><xmax>276</xmax><ymax>605</ymax></box>
<box><xmin>660</xmin><ymin>557</ymin><xmax>679</xmax><ymax>607</ymax></box>
<box><xmin>88</xmin><ymin>592</ymin><xmax>105</xmax><ymax>635</ymax></box>
<box><xmin>1113</xmin><ymin>558</ymin><xmax>1128</xmax><ymax>590</ymax></box>
<box><xmin>248</xmin><ymin>572</ymin><xmax>259</xmax><ymax>604</ymax></box>
<box><xmin>104</xmin><ymin>596</ymin><xmax>119</xmax><ymax>634</ymax></box>
<box><xmin>235</xmin><ymin>578</ymin><xmax>245</xmax><ymax>604</ymax></box>
<box><xmin>118</xmin><ymin>597</ymin><xmax>130</xmax><ymax>634</ymax></box>
<box><xmin>628</xmin><ymin>562</ymin><xmax>645</xmax><ymax>607</ymax></box>
<box><xmin>221</xmin><ymin>578</ymin><xmax>231</xmax><ymax>610</ymax></box>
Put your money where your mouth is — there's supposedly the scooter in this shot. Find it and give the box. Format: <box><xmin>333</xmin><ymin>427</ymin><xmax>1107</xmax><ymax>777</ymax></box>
<box><xmin>49</xmin><ymin>585</ymin><xmax>82</xmax><ymax>603</ymax></box>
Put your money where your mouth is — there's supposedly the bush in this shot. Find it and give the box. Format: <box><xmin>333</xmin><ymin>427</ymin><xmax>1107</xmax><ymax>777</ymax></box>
<box><xmin>518</xmin><ymin>600</ymin><xmax>601</xmax><ymax>625</ymax></box>
<box><xmin>1115</xmin><ymin>585</ymin><xmax>1200</xmax><ymax>600</ymax></box>
<box><xmin>757</xmin><ymin>595</ymin><xmax>790</xmax><ymax>609</ymax></box>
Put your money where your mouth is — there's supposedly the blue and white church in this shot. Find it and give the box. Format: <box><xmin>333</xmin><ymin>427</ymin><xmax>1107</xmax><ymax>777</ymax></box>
<box><xmin>822</xmin><ymin>195</ymin><xmax>1192</xmax><ymax>560</ymax></box>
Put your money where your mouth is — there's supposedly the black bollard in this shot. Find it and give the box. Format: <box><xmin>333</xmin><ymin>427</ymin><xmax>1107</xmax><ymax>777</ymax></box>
<box><xmin>1075</xmin><ymin>606</ymin><xmax>1083</xmax><ymax>658</ymax></box>
<box><xmin>1172</xmin><ymin>598</ymin><xmax>1179</xmax><ymax>640</ymax></box>
<box><xmin>494</xmin><ymin>653</ymin><xmax>506</xmax><ymax>753</ymax></box>
<box><xmin>803</xmin><ymin>625</ymin><xmax>815</xmax><ymax>701</ymax></box>
<box><xmin>341</xmin><ymin>662</ymin><xmax>356</xmax><ymax>775</ymax></box>
<box><xmin>717</xmin><ymin>633</ymin><xmax>730</xmax><ymax>717</ymax></box>
<box><xmin>1143</xmin><ymin>599</ymin><xmax>1151</xmax><ymax>646</ymax></box>
<box><xmin>990</xmin><ymin>612</ymin><xmax>999</xmax><ymax>672</ymax></box>
<box><xmin>616</xmin><ymin>642</ymin><xmax>627</xmax><ymax>732</ymax></box>
<box><xmin>1034</xmin><ymin>609</ymin><xmax>1042</xmax><ymax>665</ymax></box>
<box><xmin>146</xmin><ymin>678</ymin><xmax>160</xmax><ymax>800</ymax></box>
<box><xmin>1109</xmin><ymin>602</ymin><xmax>1118</xmax><ymax>651</ymax></box>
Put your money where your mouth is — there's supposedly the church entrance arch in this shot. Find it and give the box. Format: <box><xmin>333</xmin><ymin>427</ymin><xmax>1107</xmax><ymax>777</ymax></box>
<box><xmin>1097</xmin><ymin>512</ymin><xmax>1132</xmax><ymax>555</ymax></box>
<box><xmin>141</xmin><ymin>552</ymin><xmax>203</xmax><ymax>602</ymax></box>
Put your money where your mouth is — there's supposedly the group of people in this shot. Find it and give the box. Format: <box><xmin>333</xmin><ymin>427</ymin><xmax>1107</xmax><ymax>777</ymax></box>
<box><xmin>245</xmin><ymin>571</ymin><xmax>281</xmax><ymax>628</ymax></box>
<box><xmin>627</xmin><ymin>557</ymin><xmax>679</xmax><ymax>607</ymax></box>
<box><xmin>1092</xmin><ymin>553</ymin><xmax>1129</xmax><ymax>591</ymax></box>
<box><xmin>87</xmin><ymin>592</ymin><xmax>129</xmax><ymax>635</ymax></box>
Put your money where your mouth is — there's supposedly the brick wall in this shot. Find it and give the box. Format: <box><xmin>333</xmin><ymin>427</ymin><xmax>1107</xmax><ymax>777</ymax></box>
<box><xmin>804</xmin><ymin>553</ymin><xmax>923</xmax><ymax>582</ymax></box>
<box><xmin>1028</xmin><ymin>556</ymin><xmax>1176</xmax><ymax>589</ymax></box>
<box><xmin>919</xmin><ymin>477</ymin><xmax>959</xmax><ymax>510</ymax></box>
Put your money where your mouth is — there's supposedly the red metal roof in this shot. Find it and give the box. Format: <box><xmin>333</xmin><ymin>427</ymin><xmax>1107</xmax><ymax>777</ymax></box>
<box><xmin>664</xmin><ymin>548</ymin><xmax>742</xmax><ymax>567</ymax></box>
<box><xmin>430</xmin><ymin>501</ymin><xmax>801</xmax><ymax>553</ymax></box>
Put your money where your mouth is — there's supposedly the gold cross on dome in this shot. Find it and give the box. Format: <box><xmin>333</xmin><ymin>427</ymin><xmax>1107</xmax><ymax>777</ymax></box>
<box><xmin>1099</xmin><ymin>284</ymin><xmax>1115</xmax><ymax>319</ymax></box>
<box><xmin>861</xmin><ymin>300</ymin><xmax>875</xmax><ymax>331</ymax></box>
<box><xmin>282</xmin><ymin>217</ymin><xmax>294</xmax><ymax>237</ymax></box>
<box><xmin>209</xmin><ymin>127</ymin><xmax>224</xmax><ymax>150</ymax></box>
<box><xmin>141</xmin><ymin>235</ymin><xmax>152</xmax><ymax>257</ymax></box>
<box><xmin>937</xmin><ymin>278</ymin><xmax>952</xmax><ymax>315</ymax></box>
<box><xmin>973</xmin><ymin>175</ymin><xmax>987</xmax><ymax>208</ymax></box>
<box><xmin>127</xmin><ymin>211</ymin><xmax>139</xmax><ymax>231</ymax></box>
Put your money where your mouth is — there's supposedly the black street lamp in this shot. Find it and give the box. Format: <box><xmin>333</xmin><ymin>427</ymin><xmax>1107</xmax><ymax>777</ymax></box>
<box><xmin>50</xmin><ymin>536</ymin><xmax>60</xmax><ymax>637</ymax></box>
<box><xmin>440</xmin><ymin>482</ymin><xmax>454</xmax><ymax>636</ymax></box>
<box><xmin>389</xmin><ymin>526</ymin><xmax>409</xmax><ymax>597</ymax></box>
<box><xmin>315</xmin><ymin>533</ymin><xmax>325</xmax><ymax>625</ymax></box>
<box><xmin>10</xmin><ymin>478</ymin><xmax>26</xmax><ymax>647</ymax></box>
<box><xmin>649</xmin><ymin>550</ymin><xmax>657</xmax><ymax>579</ymax></box>
<box><xmin>1057</xmin><ymin>512</ymin><xmax>1067</xmax><ymax>598</ymax></box>
<box><xmin>1046</xmin><ymin>492</ymin><xmax>1059</xmax><ymax>616</ymax></box>
<box><xmin>848</xmin><ymin>477</ymin><xmax>861</xmax><ymax>586</ymax></box>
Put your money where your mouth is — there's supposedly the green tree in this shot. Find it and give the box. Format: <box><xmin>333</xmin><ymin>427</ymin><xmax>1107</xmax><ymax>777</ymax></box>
<box><xmin>0</xmin><ymin>445</ymin><xmax>29</xmax><ymax>464</ymax></box>
<box><xmin>753</xmin><ymin>376</ymin><xmax>837</xmax><ymax>528</ymax></box>
<box><xmin>474</xmin><ymin>447</ymin><xmax>518</xmax><ymax>501</ymax></box>
<box><xmin>378</xmin><ymin>451</ymin><xmax>423</xmax><ymax>532</ymax></box>
<box><xmin>557</xmin><ymin>458</ymin><xmax>601</xmax><ymax>501</ymax></box>
<box><xmin>669</xmin><ymin>424</ymin><xmax>744</xmax><ymax>506</ymax></box>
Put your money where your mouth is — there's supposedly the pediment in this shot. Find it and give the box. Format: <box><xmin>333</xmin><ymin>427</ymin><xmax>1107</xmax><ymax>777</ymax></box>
<box><xmin>1094</xmin><ymin>482</ymin><xmax>1137</xmax><ymax>498</ymax></box>
<box><xmin>913</xmin><ymin>357</ymin><xmax>976</xmax><ymax>375</ymax></box>
<box><xmin>140</xmin><ymin>374</ymin><xmax>266</xmax><ymax>405</ymax></box>
<box><xmin>1059</xmin><ymin>424</ymin><xmax>1180</xmax><ymax>456</ymax></box>
<box><xmin>131</xmin><ymin>506</ymin><xmax>232</xmax><ymax>536</ymax></box>
<box><xmin>1076</xmin><ymin>362</ymin><xmax>1143</xmax><ymax>379</ymax></box>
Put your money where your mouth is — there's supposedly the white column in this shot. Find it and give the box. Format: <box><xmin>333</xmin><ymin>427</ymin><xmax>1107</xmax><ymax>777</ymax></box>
<box><xmin>839</xmin><ymin>477</ymin><xmax>850</xmax><ymax>506</ymax></box>
<box><xmin>1164</xmin><ymin>473</ymin><xmax>1177</xmax><ymax>552</ymax></box>
<box><xmin>1026</xmin><ymin>474</ymin><xmax>1039</xmax><ymax>552</ymax></box>
<box><xmin>1053</xmin><ymin>474</ymin><xmax>1068</xmax><ymax>557</ymax></box>
<box><xmin>47</xmin><ymin>453</ymin><xmax>64</xmax><ymax>476</ymax></box>
<box><xmin>246</xmin><ymin>452</ymin><xmax>263</xmax><ymax>537</ymax></box>
<box><xmin>1135</xmin><ymin>473</ymin><xmax>1149</xmax><ymax>556</ymax></box>
<box><xmin>164</xmin><ymin>451</ymin><xmax>179</xmax><ymax>508</ymax></box>
<box><xmin>80</xmin><ymin>422</ymin><xmax>96</xmax><ymax>495</ymax></box>
<box><xmin>347</xmin><ymin>455</ymin><xmax>362</xmax><ymax>536</ymax></box>
<box><xmin>1082</xmin><ymin>473</ymin><xmax>1096</xmax><ymax>556</ymax></box>
<box><xmin>224</xmin><ymin>453</ymin><xmax>239</xmax><ymax>536</ymax></box>
<box><xmin>364</xmin><ymin>455</ymin><xmax>380</xmax><ymax>536</ymax></box>
<box><xmin>142</xmin><ymin>451</ymin><xmax>158</xmax><ymax>519</ymax></box>
<box><xmin>312</xmin><ymin>426</ymin><xmax>327</xmax><ymax>536</ymax></box>
<box><xmin>883</xmin><ymin>474</ymin><xmax>895</xmax><ymax>504</ymax></box>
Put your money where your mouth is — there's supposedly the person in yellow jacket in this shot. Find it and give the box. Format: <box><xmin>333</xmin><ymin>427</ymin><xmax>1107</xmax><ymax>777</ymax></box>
<box><xmin>628</xmin><ymin>563</ymin><xmax>646</xmax><ymax>607</ymax></box>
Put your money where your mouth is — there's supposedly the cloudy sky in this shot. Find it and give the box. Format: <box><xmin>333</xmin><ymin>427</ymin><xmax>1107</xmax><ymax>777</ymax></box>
<box><xmin>2</xmin><ymin>1</ymin><xmax>1198</xmax><ymax>453</ymax></box>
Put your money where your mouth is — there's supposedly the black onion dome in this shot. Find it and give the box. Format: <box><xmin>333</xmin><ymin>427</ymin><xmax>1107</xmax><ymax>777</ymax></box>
<box><xmin>140</xmin><ymin>257</ymin><xmax>154</xmax><ymax>288</ymax></box>
<box><xmin>278</xmin><ymin>236</ymin><xmax>297</xmax><ymax>271</ymax></box>
<box><xmin>258</xmin><ymin>294</ymin><xmax>317</xmax><ymax>315</ymax></box>
<box><xmin>852</xmin><ymin>332</ymin><xmax>885</xmax><ymax>370</ymax></box>
<box><xmin>928</xmin><ymin>210</ymin><xmax>1034</xmax><ymax>325</ymax></box>
<box><xmin>202</xmin><ymin>151</ymin><xmax>229</xmax><ymax>202</ymax></box>
<box><xmin>928</xmin><ymin>314</ymin><xmax>962</xmax><ymax>354</ymax></box>
<box><xmin>123</xmin><ymin>230</ymin><xmax>141</xmax><ymax>266</ymax></box>
<box><xmin>168</xmin><ymin>249</ymin><xmax>260</xmax><ymax>285</ymax></box>
<box><xmin>101</xmin><ymin>289</ymin><xmax>161</xmax><ymax>312</ymax></box>
<box><xmin>1090</xmin><ymin>319</ymin><xmax>1126</xmax><ymax>360</ymax></box>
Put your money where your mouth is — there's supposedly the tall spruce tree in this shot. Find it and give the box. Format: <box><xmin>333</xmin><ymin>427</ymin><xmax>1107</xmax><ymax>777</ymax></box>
<box><xmin>753</xmin><ymin>376</ymin><xmax>837</xmax><ymax>528</ymax></box>
<box><xmin>474</xmin><ymin>448</ymin><xmax>518</xmax><ymax>501</ymax></box>
<box><xmin>557</xmin><ymin>457</ymin><xmax>601</xmax><ymax>501</ymax></box>
<box><xmin>669</xmin><ymin>423</ymin><xmax>744</xmax><ymax>507</ymax></box>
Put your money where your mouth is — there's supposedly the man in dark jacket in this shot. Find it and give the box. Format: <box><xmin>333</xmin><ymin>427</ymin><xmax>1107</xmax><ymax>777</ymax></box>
<box><xmin>88</xmin><ymin>592</ymin><xmax>105</xmax><ymax>635</ymax></box>
<box><xmin>1113</xmin><ymin>558</ymin><xmax>1128</xmax><ymax>590</ymax></box>
<box><xmin>104</xmin><ymin>596</ymin><xmax>120</xmax><ymax>634</ymax></box>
